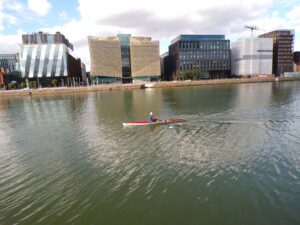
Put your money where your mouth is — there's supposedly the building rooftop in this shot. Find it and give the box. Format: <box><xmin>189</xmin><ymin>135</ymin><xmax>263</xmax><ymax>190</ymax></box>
<box><xmin>171</xmin><ymin>34</ymin><xmax>226</xmax><ymax>44</ymax></box>
<box><xmin>22</xmin><ymin>31</ymin><xmax>73</xmax><ymax>50</ymax></box>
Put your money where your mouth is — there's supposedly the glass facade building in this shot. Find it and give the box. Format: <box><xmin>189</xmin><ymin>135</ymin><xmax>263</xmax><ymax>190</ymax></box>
<box><xmin>19</xmin><ymin>44</ymin><xmax>68</xmax><ymax>78</ymax></box>
<box><xmin>118</xmin><ymin>34</ymin><xmax>132</xmax><ymax>82</ymax></box>
<box><xmin>22</xmin><ymin>31</ymin><xmax>73</xmax><ymax>50</ymax></box>
<box><xmin>0</xmin><ymin>54</ymin><xmax>19</xmax><ymax>74</ymax></box>
<box><xmin>19</xmin><ymin>32</ymin><xmax>83</xmax><ymax>86</ymax></box>
<box><xmin>167</xmin><ymin>35</ymin><xmax>231</xmax><ymax>80</ymax></box>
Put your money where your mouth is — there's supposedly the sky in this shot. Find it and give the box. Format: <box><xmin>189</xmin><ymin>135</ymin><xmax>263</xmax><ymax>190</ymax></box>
<box><xmin>0</xmin><ymin>0</ymin><xmax>299</xmax><ymax>70</ymax></box>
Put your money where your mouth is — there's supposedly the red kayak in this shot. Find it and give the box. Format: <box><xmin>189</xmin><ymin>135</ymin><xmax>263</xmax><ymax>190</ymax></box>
<box><xmin>123</xmin><ymin>118</ymin><xmax>186</xmax><ymax>126</ymax></box>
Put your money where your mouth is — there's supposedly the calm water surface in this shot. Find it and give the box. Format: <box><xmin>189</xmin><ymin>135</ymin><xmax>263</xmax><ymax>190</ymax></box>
<box><xmin>0</xmin><ymin>82</ymin><xmax>300</xmax><ymax>225</ymax></box>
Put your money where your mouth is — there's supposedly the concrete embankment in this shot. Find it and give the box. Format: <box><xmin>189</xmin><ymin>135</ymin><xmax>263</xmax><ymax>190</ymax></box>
<box><xmin>1</xmin><ymin>77</ymin><xmax>300</xmax><ymax>97</ymax></box>
<box><xmin>0</xmin><ymin>83</ymin><xmax>142</xmax><ymax>97</ymax></box>
<box><xmin>151</xmin><ymin>77</ymin><xmax>300</xmax><ymax>88</ymax></box>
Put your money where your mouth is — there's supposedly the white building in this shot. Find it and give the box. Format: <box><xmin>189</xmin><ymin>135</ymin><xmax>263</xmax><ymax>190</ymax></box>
<box><xmin>19</xmin><ymin>44</ymin><xmax>68</xmax><ymax>78</ymax></box>
<box><xmin>231</xmin><ymin>38</ymin><xmax>273</xmax><ymax>76</ymax></box>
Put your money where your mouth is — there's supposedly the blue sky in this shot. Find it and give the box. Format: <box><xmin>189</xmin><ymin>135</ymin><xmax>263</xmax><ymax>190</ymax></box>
<box><xmin>0</xmin><ymin>0</ymin><xmax>299</xmax><ymax>69</ymax></box>
<box><xmin>2</xmin><ymin>0</ymin><xmax>80</xmax><ymax>34</ymax></box>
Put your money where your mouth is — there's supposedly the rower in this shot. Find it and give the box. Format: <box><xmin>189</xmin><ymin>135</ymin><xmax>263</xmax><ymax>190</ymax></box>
<box><xmin>149</xmin><ymin>112</ymin><xmax>158</xmax><ymax>123</ymax></box>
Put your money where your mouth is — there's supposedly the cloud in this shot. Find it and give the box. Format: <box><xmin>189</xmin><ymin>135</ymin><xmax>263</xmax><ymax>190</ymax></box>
<box><xmin>27</xmin><ymin>0</ymin><xmax>51</xmax><ymax>16</ymax></box>
<box><xmin>0</xmin><ymin>0</ymin><xmax>300</xmax><ymax>70</ymax></box>
<box><xmin>0</xmin><ymin>0</ymin><xmax>18</xmax><ymax>31</ymax></box>
<box><xmin>3</xmin><ymin>0</ymin><xmax>23</xmax><ymax>12</ymax></box>
<box><xmin>59</xmin><ymin>10</ymin><xmax>69</xmax><ymax>21</ymax></box>
<box><xmin>44</xmin><ymin>0</ymin><xmax>300</xmax><ymax>69</ymax></box>
<box><xmin>0</xmin><ymin>34</ymin><xmax>19</xmax><ymax>53</ymax></box>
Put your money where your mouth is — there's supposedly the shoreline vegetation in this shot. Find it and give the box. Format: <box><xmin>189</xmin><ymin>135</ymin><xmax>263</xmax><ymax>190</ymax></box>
<box><xmin>0</xmin><ymin>77</ymin><xmax>300</xmax><ymax>98</ymax></box>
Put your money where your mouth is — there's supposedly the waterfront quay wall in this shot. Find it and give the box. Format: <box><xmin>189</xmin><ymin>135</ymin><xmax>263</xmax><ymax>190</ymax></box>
<box><xmin>0</xmin><ymin>77</ymin><xmax>300</xmax><ymax>97</ymax></box>
<box><xmin>0</xmin><ymin>83</ymin><xmax>142</xmax><ymax>97</ymax></box>
<box><xmin>151</xmin><ymin>77</ymin><xmax>300</xmax><ymax>89</ymax></box>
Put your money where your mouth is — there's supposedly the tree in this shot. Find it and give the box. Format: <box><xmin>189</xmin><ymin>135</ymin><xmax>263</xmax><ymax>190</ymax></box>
<box><xmin>50</xmin><ymin>79</ymin><xmax>57</xmax><ymax>87</ymax></box>
<box><xmin>8</xmin><ymin>82</ymin><xmax>17</xmax><ymax>90</ymax></box>
<box><xmin>181</xmin><ymin>72</ymin><xmax>188</xmax><ymax>80</ymax></box>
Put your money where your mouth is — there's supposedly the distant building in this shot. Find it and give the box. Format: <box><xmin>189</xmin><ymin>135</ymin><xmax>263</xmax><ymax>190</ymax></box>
<box><xmin>0</xmin><ymin>54</ymin><xmax>20</xmax><ymax>86</ymax></box>
<box><xmin>88</xmin><ymin>34</ymin><xmax>160</xmax><ymax>83</ymax></box>
<box><xmin>294</xmin><ymin>52</ymin><xmax>300</xmax><ymax>72</ymax></box>
<box><xmin>19</xmin><ymin>31</ymin><xmax>83</xmax><ymax>87</ymax></box>
<box><xmin>160</xmin><ymin>52</ymin><xmax>172</xmax><ymax>81</ymax></box>
<box><xmin>231</xmin><ymin>38</ymin><xmax>273</xmax><ymax>76</ymax></box>
<box><xmin>0</xmin><ymin>54</ymin><xmax>20</xmax><ymax>73</ymax></box>
<box><xmin>167</xmin><ymin>35</ymin><xmax>231</xmax><ymax>80</ymax></box>
<box><xmin>258</xmin><ymin>30</ymin><xmax>295</xmax><ymax>77</ymax></box>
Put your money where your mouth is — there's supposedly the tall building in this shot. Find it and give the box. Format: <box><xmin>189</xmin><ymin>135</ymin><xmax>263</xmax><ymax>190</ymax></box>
<box><xmin>258</xmin><ymin>30</ymin><xmax>295</xmax><ymax>77</ymax></box>
<box><xmin>19</xmin><ymin>31</ymin><xmax>83</xmax><ymax>87</ymax></box>
<box><xmin>231</xmin><ymin>38</ymin><xmax>273</xmax><ymax>76</ymax></box>
<box><xmin>294</xmin><ymin>52</ymin><xmax>300</xmax><ymax>72</ymax></box>
<box><xmin>160</xmin><ymin>52</ymin><xmax>172</xmax><ymax>81</ymax></box>
<box><xmin>167</xmin><ymin>35</ymin><xmax>231</xmax><ymax>80</ymax></box>
<box><xmin>88</xmin><ymin>34</ymin><xmax>160</xmax><ymax>83</ymax></box>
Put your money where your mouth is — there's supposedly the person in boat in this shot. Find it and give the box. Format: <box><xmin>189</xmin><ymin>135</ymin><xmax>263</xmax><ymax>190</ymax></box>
<box><xmin>149</xmin><ymin>112</ymin><xmax>158</xmax><ymax>123</ymax></box>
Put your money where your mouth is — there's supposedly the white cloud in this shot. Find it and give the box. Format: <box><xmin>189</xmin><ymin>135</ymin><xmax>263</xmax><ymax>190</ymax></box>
<box><xmin>72</xmin><ymin>0</ymin><xmax>300</xmax><ymax>68</ymax></box>
<box><xmin>4</xmin><ymin>0</ymin><xmax>23</xmax><ymax>12</ymax></box>
<box><xmin>0</xmin><ymin>0</ymin><xmax>300</xmax><ymax>70</ymax></box>
<box><xmin>0</xmin><ymin>34</ymin><xmax>19</xmax><ymax>53</ymax></box>
<box><xmin>59</xmin><ymin>10</ymin><xmax>68</xmax><ymax>20</ymax></box>
<box><xmin>0</xmin><ymin>0</ymin><xmax>18</xmax><ymax>31</ymax></box>
<box><xmin>27</xmin><ymin>0</ymin><xmax>51</xmax><ymax>16</ymax></box>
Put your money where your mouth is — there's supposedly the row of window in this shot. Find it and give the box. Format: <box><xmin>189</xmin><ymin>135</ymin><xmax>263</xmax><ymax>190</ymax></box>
<box><xmin>180</xmin><ymin>61</ymin><xmax>230</xmax><ymax>71</ymax></box>
<box><xmin>22</xmin><ymin>34</ymin><xmax>73</xmax><ymax>50</ymax></box>
<box><xmin>180</xmin><ymin>51</ymin><xmax>230</xmax><ymax>60</ymax></box>
<box><xmin>179</xmin><ymin>41</ymin><xmax>230</xmax><ymax>50</ymax></box>
<box><xmin>0</xmin><ymin>58</ymin><xmax>17</xmax><ymax>72</ymax></box>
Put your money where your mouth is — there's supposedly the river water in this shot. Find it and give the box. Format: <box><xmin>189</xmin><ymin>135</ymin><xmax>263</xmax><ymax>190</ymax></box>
<box><xmin>0</xmin><ymin>82</ymin><xmax>300</xmax><ymax>225</ymax></box>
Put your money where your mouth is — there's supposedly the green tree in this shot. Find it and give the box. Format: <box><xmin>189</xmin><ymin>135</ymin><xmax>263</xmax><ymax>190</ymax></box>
<box><xmin>181</xmin><ymin>72</ymin><xmax>188</xmax><ymax>80</ymax></box>
<box><xmin>193</xmin><ymin>71</ymin><xmax>201</xmax><ymax>80</ymax></box>
<box><xmin>29</xmin><ymin>81</ymin><xmax>38</xmax><ymax>88</ymax></box>
<box><xmin>8</xmin><ymin>82</ymin><xmax>17</xmax><ymax>90</ymax></box>
<box><xmin>20</xmin><ymin>82</ymin><xmax>27</xmax><ymax>89</ymax></box>
<box><xmin>50</xmin><ymin>79</ymin><xmax>57</xmax><ymax>87</ymax></box>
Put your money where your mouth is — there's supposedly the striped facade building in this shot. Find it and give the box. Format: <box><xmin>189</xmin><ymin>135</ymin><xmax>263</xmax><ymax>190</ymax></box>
<box><xmin>19</xmin><ymin>32</ymin><xmax>83</xmax><ymax>87</ymax></box>
<box><xmin>19</xmin><ymin>44</ymin><xmax>68</xmax><ymax>78</ymax></box>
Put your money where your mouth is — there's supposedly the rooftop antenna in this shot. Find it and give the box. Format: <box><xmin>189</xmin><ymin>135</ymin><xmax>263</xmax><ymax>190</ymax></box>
<box><xmin>245</xmin><ymin>25</ymin><xmax>258</xmax><ymax>39</ymax></box>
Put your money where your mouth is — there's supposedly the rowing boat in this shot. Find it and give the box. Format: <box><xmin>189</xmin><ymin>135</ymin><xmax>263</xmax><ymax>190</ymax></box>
<box><xmin>122</xmin><ymin>118</ymin><xmax>186</xmax><ymax>127</ymax></box>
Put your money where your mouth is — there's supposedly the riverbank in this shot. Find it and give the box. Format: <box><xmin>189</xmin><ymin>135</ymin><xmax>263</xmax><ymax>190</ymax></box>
<box><xmin>1</xmin><ymin>77</ymin><xmax>300</xmax><ymax>97</ymax></box>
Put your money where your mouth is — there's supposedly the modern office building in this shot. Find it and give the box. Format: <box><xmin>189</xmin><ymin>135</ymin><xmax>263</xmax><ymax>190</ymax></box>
<box><xmin>0</xmin><ymin>54</ymin><xmax>20</xmax><ymax>86</ymax></box>
<box><xmin>19</xmin><ymin>31</ymin><xmax>83</xmax><ymax>87</ymax></box>
<box><xmin>231</xmin><ymin>38</ymin><xmax>273</xmax><ymax>76</ymax></box>
<box><xmin>258</xmin><ymin>30</ymin><xmax>295</xmax><ymax>76</ymax></box>
<box><xmin>0</xmin><ymin>54</ymin><xmax>20</xmax><ymax>73</ymax></box>
<box><xmin>88</xmin><ymin>34</ymin><xmax>160</xmax><ymax>83</ymax></box>
<box><xmin>294</xmin><ymin>52</ymin><xmax>300</xmax><ymax>72</ymax></box>
<box><xmin>22</xmin><ymin>31</ymin><xmax>74</xmax><ymax>50</ymax></box>
<box><xmin>167</xmin><ymin>35</ymin><xmax>231</xmax><ymax>80</ymax></box>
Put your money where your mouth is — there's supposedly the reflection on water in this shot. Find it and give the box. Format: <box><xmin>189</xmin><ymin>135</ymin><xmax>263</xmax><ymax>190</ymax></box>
<box><xmin>0</xmin><ymin>82</ymin><xmax>300</xmax><ymax>225</ymax></box>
